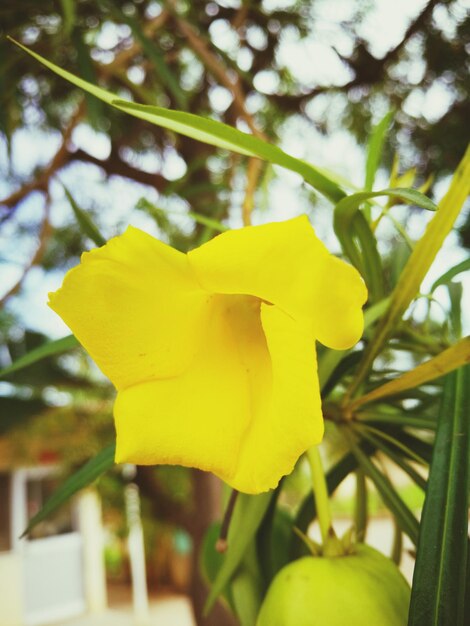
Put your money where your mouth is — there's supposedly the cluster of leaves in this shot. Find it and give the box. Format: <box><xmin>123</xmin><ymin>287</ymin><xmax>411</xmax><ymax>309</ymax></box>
<box><xmin>1</xmin><ymin>36</ymin><xmax>469</xmax><ymax>626</ymax></box>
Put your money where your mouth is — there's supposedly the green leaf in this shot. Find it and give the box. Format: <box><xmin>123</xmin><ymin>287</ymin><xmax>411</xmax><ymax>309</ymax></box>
<box><xmin>359</xmin><ymin>412</ymin><xmax>436</xmax><ymax>430</ymax></box>
<box><xmin>204</xmin><ymin>492</ymin><xmax>273</xmax><ymax>615</ymax></box>
<box><xmin>8</xmin><ymin>38</ymin><xmax>345</xmax><ymax>203</ymax></box>
<box><xmin>199</xmin><ymin>522</ymin><xmax>235</xmax><ymax>611</ymax></box>
<box><xmin>22</xmin><ymin>443</ymin><xmax>116</xmax><ymax>537</ymax></box>
<box><xmin>256</xmin><ymin>486</ymin><xmax>293</xmax><ymax>586</ymax></box>
<box><xmin>112</xmin><ymin>100</ymin><xmax>344</xmax><ymax>201</ymax></box>
<box><xmin>430</xmin><ymin>257</ymin><xmax>470</xmax><ymax>291</ymax></box>
<box><xmin>62</xmin><ymin>183</ymin><xmax>106</xmax><ymax>246</ymax></box>
<box><xmin>333</xmin><ymin>188</ymin><xmax>436</xmax><ymax>298</ymax></box>
<box><xmin>408</xmin><ymin>365</ymin><xmax>470</xmax><ymax>626</ymax></box>
<box><xmin>230</xmin><ymin>541</ymin><xmax>264</xmax><ymax>626</ymax></box>
<box><xmin>351</xmin><ymin>210</ymin><xmax>384</xmax><ymax>300</ymax></box>
<box><xmin>354</xmin><ymin>469</ymin><xmax>368</xmax><ymax>542</ymax></box>
<box><xmin>357</xmin><ymin>426</ymin><xmax>427</xmax><ymax>490</ymax></box>
<box><xmin>59</xmin><ymin>0</ymin><xmax>76</xmax><ymax>36</ymax></box>
<box><xmin>347</xmin><ymin>147</ymin><xmax>470</xmax><ymax>399</ymax></box>
<box><xmin>447</xmin><ymin>282</ymin><xmax>463</xmax><ymax>341</ymax></box>
<box><xmin>72</xmin><ymin>29</ymin><xmax>105</xmax><ymax>129</ymax></box>
<box><xmin>102</xmin><ymin>0</ymin><xmax>188</xmax><ymax>109</ymax></box>
<box><xmin>290</xmin><ymin>449</ymin><xmax>369</xmax><ymax>558</ymax></box>
<box><xmin>352</xmin><ymin>337</ymin><xmax>470</xmax><ymax>409</ymax></box>
<box><xmin>348</xmin><ymin>433</ymin><xmax>420</xmax><ymax>544</ymax></box>
<box><xmin>0</xmin><ymin>335</ymin><xmax>79</xmax><ymax>378</ymax></box>
<box><xmin>365</xmin><ymin>110</ymin><xmax>394</xmax><ymax>192</ymax></box>
<box><xmin>334</xmin><ymin>188</ymin><xmax>437</xmax><ymax>228</ymax></box>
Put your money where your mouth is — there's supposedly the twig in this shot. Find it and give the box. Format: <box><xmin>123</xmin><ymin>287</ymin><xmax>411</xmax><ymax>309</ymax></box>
<box><xmin>98</xmin><ymin>11</ymin><xmax>170</xmax><ymax>79</ymax></box>
<box><xmin>165</xmin><ymin>0</ymin><xmax>267</xmax><ymax>140</ymax></box>
<box><xmin>216</xmin><ymin>489</ymin><xmax>239</xmax><ymax>553</ymax></box>
<box><xmin>72</xmin><ymin>147</ymin><xmax>167</xmax><ymax>191</ymax></box>
<box><xmin>242</xmin><ymin>158</ymin><xmax>263</xmax><ymax>225</ymax></box>
<box><xmin>0</xmin><ymin>103</ymin><xmax>85</xmax><ymax>220</ymax></box>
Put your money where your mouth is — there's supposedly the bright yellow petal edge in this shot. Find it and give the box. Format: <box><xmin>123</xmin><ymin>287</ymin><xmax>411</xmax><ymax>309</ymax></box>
<box><xmin>48</xmin><ymin>216</ymin><xmax>367</xmax><ymax>494</ymax></box>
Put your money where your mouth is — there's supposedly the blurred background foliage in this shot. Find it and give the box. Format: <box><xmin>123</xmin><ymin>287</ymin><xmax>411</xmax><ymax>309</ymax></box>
<box><xmin>1</xmin><ymin>2</ymin><xmax>469</xmax><ymax>626</ymax></box>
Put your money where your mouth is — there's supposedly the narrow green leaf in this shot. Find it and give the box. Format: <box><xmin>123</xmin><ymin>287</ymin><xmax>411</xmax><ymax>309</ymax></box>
<box><xmin>0</xmin><ymin>335</ymin><xmax>79</xmax><ymax>378</ymax></box>
<box><xmin>447</xmin><ymin>282</ymin><xmax>463</xmax><ymax>341</ymax></box>
<box><xmin>62</xmin><ymin>183</ymin><xmax>106</xmax><ymax>246</ymax></box>
<box><xmin>365</xmin><ymin>110</ymin><xmax>394</xmax><ymax>192</ymax></box>
<box><xmin>103</xmin><ymin>0</ymin><xmax>188</xmax><ymax>109</ymax></box>
<box><xmin>204</xmin><ymin>492</ymin><xmax>272</xmax><ymax>614</ymax></box>
<box><xmin>408</xmin><ymin>365</ymin><xmax>470</xmax><ymax>626</ymax></box>
<box><xmin>359</xmin><ymin>413</ymin><xmax>436</xmax><ymax>430</ymax></box>
<box><xmin>59</xmin><ymin>0</ymin><xmax>76</xmax><ymax>36</ymax></box>
<box><xmin>333</xmin><ymin>186</ymin><xmax>436</xmax><ymax>302</ymax></box>
<box><xmin>72</xmin><ymin>29</ymin><xmax>105</xmax><ymax>129</ymax></box>
<box><xmin>354</xmin><ymin>469</ymin><xmax>368</xmax><ymax>541</ymax></box>
<box><xmin>348</xmin><ymin>433</ymin><xmax>420</xmax><ymax>544</ymax></box>
<box><xmin>352</xmin><ymin>337</ymin><xmax>470</xmax><ymax>409</ymax></box>
<box><xmin>22</xmin><ymin>444</ymin><xmax>116</xmax><ymax>537</ymax></box>
<box><xmin>356</xmin><ymin>426</ymin><xmax>427</xmax><ymax>490</ymax></box>
<box><xmin>199</xmin><ymin>522</ymin><xmax>235</xmax><ymax>611</ymax></box>
<box><xmin>334</xmin><ymin>188</ymin><xmax>437</xmax><ymax>227</ymax></box>
<box><xmin>350</xmin><ymin>210</ymin><xmax>384</xmax><ymax>300</ymax></box>
<box><xmin>290</xmin><ymin>449</ymin><xmax>370</xmax><ymax>558</ymax></box>
<box><xmin>431</xmin><ymin>257</ymin><xmax>470</xmax><ymax>291</ymax></box>
<box><xmin>9</xmin><ymin>38</ymin><xmax>345</xmax><ymax>202</ymax></box>
<box><xmin>113</xmin><ymin>100</ymin><xmax>344</xmax><ymax>202</ymax></box>
<box><xmin>230</xmin><ymin>541</ymin><xmax>264</xmax><ymax>626</ymax></box>
<box><xmin>347</xmin><ymin>147</ymin><xmax>470</xmax><ymax>399</ymax></box>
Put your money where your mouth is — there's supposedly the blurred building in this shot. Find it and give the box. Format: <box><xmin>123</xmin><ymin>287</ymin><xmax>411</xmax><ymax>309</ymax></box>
<box><xmin>0</xmin><ymin>451</ymin><xmax>107</xmax><ymax>626</ymax></box>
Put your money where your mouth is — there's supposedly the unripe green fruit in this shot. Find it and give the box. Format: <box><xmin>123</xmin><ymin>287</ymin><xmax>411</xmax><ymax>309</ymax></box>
<box><xmin>257</xmin><ymin>544</ymin><xmax>410</xmax><ymax>626</ymax></box>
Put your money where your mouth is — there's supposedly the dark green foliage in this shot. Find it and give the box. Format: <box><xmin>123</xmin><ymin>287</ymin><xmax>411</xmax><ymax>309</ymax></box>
<box><xmin>408</xmin><ymin>366</ymin><xmax>470</xmax><ymax>626</ymax></box>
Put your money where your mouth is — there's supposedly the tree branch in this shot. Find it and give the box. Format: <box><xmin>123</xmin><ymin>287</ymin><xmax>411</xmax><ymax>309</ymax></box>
<box><xmin>0</xmin><ymin>12</ymin><xmax>170</xmax><ymax>221</ymax></box>
<box><xmin>71</xmin><ymin>147</ymin><xmax>167</xmax><ymax>191</ymax></box>
<box><xmin>0</xmin><ymin>196</ymin><xmax>52</xmax><ymax>305</ymax></box>
<box><xmin>0</xmin><ymin>103</ymin><xmax>84</xmax><ymax>221</ymax></box>
<box><xmin>272</xmin><ymin>0</ymin><xmax>439</xmax><ymax>111</ymax></box>
<box><xmin>165</xmin><ymin>0</ymin><xmax>267</xmax><ymax>140</ymax></box>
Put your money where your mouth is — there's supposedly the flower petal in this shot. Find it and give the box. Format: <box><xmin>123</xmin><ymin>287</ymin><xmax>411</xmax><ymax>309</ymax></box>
<box><xmin>188</xmin><ymin>216</ymin><xmax>367</xmax><ymax>350</ymax></box>
<box><xmin>48</xmin><ymin>226</ymin><xmax>211</xmax><ymax>390</ymax></box>
<box><xmin>115</xmin><ymin>297</ymin><xmax>322</xmax><ymax>494</ymax></box>
<box><xmin>114</xmin><ymin>294</ymin><xmax>268</xmax><ymax>485</ymax></box>
<box><xmin>230</xmin><ymin>303</ymin><xmax>323</xmax><ymax>492</ymax></box>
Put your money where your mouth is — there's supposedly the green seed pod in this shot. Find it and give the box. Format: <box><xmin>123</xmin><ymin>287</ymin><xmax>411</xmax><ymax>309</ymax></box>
<box><xmin>257</xmin><ymin>544</ymin><xmax>410</xmax><ymax>626</ymax></box>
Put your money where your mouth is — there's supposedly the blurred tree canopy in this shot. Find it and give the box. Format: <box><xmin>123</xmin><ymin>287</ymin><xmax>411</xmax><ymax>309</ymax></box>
<box><xmin>1</xmin><ymin>0</ymin><xmax>469</xmax><ymax>224</ymax></box>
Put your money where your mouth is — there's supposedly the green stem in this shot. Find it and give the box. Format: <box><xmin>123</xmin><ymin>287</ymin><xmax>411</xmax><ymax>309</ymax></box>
<box><xmin>391</xmin><ymin>517</ymin><xmax>403</xmax><ymax>565</ymax></box>
<box><xmin>354</xmin><ymin>469</ymin><xmax>368</xmax><ymax>542</ymax></box>
<box><xmin>306</xmin><ymin>445</ymin><xmax>333</xmax><ymax>545</ymax></box>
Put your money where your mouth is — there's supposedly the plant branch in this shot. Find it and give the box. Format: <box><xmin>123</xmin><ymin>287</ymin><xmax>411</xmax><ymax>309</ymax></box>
<box><xmin>71</xmin><ymin>147</ymin><xmax>168</xmax><ymax>191</ymax></box>
<box><xmin>0</xmin><ymin>102</ymin><xmax>84</xmax><ymax>221</ymax></box>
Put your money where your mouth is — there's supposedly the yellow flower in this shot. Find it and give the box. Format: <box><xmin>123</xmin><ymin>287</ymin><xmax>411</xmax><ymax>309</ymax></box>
<box><xmin>49</xmin><ymin>216</ymin><xmax>366</xmax><ymax>494</ymax></box>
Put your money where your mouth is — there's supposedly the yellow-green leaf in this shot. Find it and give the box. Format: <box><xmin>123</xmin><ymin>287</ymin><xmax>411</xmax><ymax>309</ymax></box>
<box><xmin>8</xmin><ymin>38</ymin><xmax>344</xmax><ymax>203</ymax></box>
<box><xmin>352</xmin><ymin>337</ymin><xmax>470</xmax><ymax>409</ymax></box>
